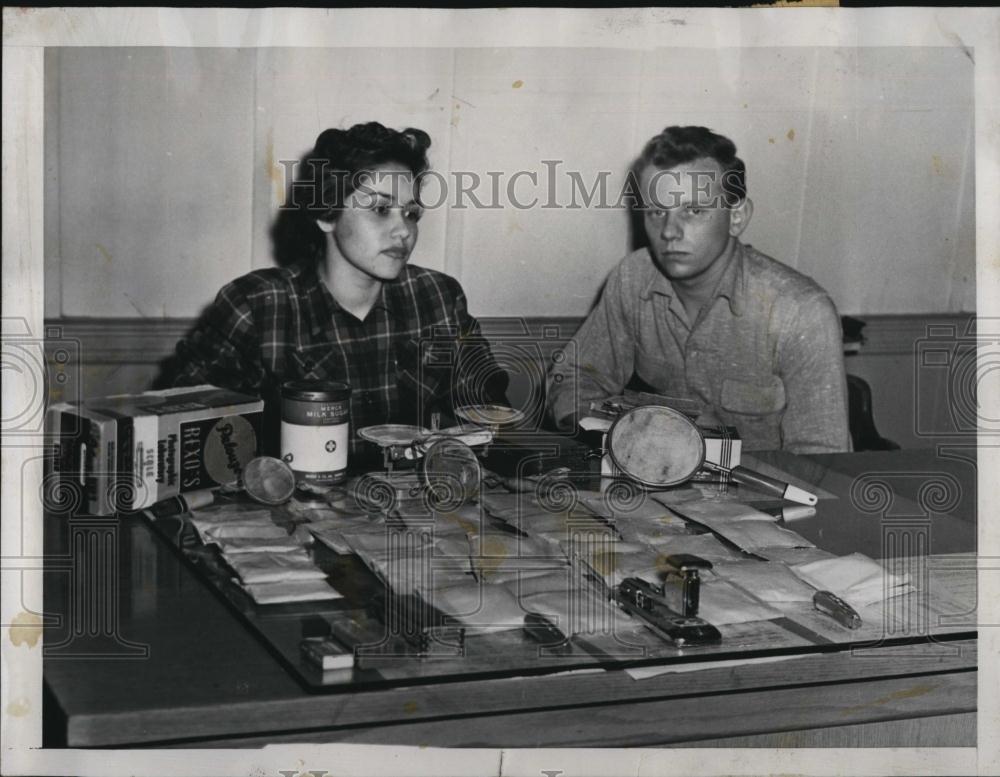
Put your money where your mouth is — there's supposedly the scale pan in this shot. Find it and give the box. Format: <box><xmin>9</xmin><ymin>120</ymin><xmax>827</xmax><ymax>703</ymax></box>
<box><xmin>358</xmin><ymin>424</ymin><xmax>430</xmax><ymax>447</ymax></box>
<box><xmin>455</xmin><ymin>404</ymin><xmax>524</xmax><ymax>427</ymax></box>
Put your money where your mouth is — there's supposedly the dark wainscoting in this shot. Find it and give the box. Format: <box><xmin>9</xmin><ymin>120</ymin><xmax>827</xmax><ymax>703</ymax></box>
<box><xmin>44</xmin><ymin>313</ymin><xmax>977</xmax><ymax>450</ymax></box>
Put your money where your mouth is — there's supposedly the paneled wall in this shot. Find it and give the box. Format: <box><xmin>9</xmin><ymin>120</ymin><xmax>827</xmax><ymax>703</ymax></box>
<box><xmin>47</xmin><ymin>48</ymin><xmax>257</xmax><ymax>318</ymax></box>
<box><xmin>45</xmin><ymin>46</ymin><xmax>975</xmax><ymax>319</ymax></box>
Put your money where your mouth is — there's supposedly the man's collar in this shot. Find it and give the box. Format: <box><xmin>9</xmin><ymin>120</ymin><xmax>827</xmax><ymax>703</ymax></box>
<box><xmin>640</xmin><ymin>262</ymin><xmax>673</xmax><ymax>301</ymax></box>
<box><xmin>642</xmin><ymin>240</ymin><xmax>745</xmax><ymax>316</ymax></box>
<box><xmin>716</xmin><ymin>240</ymin><xmax>745</xmax><ymax>316</ymax></box>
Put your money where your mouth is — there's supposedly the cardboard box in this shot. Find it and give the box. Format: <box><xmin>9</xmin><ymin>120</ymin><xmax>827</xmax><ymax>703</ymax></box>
<box><xmin>47</xmin><ymin>385</ymin><xmax>264</xmax><ymax>514</ymax></box>
<box><xmin>689</xmin><ymin>426</ymin><xmax>742</xmax><ymax>481</ymax></box>
<box><xmin>47</xmin><ymin>402</ymin><xmax>119</xmax><ymax>516</ymax></box>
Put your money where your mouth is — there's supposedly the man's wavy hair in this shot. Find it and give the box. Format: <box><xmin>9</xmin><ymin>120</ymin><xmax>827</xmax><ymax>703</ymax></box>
<box><xmin>632</xmin><ymin>126</ymin><xmax>746</xmax><ymax>208</ymax></box>
<box><xmin>271</xmin><ymin>122</ymin><xmax>431</xmax><ymax>268</ymax></box>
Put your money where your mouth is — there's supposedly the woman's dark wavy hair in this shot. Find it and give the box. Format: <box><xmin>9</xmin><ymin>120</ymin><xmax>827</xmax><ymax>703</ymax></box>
<box><xmin>271</xmin><ymin>122</ymin><xmax>431</xmax><ymax>268</ymax></box>
<box><xmin>632</xmin><ymin>126</ymin><xmax>746</xmax><ymax>207</ymax></box>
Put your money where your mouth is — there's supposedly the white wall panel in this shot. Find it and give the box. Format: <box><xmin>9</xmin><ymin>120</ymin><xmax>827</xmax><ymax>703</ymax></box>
<box><xmin>49</xmin><ymin>46</ymin><xmax>976</xmax><ymax>320</ymax></box>
<box><xmin>797</xmin><ymin>47</ymin><xmax>975</xmax><ymax>314</ymax></box>
<box><xmin>56</xmin><ymin>48</ymin><xmax>257</xmax><ymax>317</ymax></box>
<box><xmin>450</xmin><ymin>47</ymin><xmax>642</xmax><ymax>316</ymax></box>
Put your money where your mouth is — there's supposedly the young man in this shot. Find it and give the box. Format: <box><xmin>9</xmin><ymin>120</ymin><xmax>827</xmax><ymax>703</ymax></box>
<box><xmin>547</xmin><ymin>126</ymin><xmax>850</xmax><ymax>454</ymax></box>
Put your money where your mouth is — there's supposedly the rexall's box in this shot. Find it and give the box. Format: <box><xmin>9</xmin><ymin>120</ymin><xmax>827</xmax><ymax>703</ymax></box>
<box><xmin>47</xmin><ymin>385</ymin><xmax>263</xmax><ymax>515</ymax></box>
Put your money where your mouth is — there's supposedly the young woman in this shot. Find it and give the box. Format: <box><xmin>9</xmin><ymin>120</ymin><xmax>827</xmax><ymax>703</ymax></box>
<box><xmin>166</xmin><ymin>122</ymin><xmax>508</xmax><ymax>459</ymax></box>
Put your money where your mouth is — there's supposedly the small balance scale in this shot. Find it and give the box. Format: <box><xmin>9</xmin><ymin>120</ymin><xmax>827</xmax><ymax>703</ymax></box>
<box><xmin>355</xmin><ymin>405</ymin><xmax>521</xmax><ymax>512</ymax></box>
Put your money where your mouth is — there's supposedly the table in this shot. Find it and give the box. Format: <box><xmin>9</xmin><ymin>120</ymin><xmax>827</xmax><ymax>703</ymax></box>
<box><xmin>42</xmin><ymin>449</ymin><xmax>977</xmax><ymax>748</ymax></box>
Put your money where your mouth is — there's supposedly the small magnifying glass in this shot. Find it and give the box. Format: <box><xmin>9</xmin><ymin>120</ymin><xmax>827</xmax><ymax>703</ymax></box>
<box><xmin>242</xmin><ymin>455</ymin><xmax>297</xmax><ymax>505</ymax></box>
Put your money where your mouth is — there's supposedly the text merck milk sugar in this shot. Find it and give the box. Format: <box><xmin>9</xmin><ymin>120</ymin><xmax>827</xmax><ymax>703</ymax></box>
<box><xmin>280</xmin><ymin>381</ymin><xmax>351</xmax><ymax>486</ymax></box>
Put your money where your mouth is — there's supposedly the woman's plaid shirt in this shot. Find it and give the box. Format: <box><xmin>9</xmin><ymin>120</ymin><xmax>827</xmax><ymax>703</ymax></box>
<box><xmin>170</xmin><ymin>262</ymin><xmax>508</xmax><ymax>456</ymax></box>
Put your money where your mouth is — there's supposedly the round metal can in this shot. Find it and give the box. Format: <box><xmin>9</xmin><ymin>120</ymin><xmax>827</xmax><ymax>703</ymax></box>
<box><xmin>280</xmin><ymin>380</ymin><xmax>351</xmax><ymax>486</ymax></box>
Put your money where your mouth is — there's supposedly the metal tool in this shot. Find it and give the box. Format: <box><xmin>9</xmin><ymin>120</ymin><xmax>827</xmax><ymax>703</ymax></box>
<box><xmin>701</xmin><ymin>460</ymin><xmax>818</xmax><ymax>506</ymax></box>
<box><xmin>410</xmin><ymin>624</ymin><xmax>467</xmax><ymax>656</ymax></box>
<box><xmin>380</xmin><ymin>596</ymin><xmax>467</xmax><ymax>656</ymax></box>
<box><xmin>659</xmin><ymin>553</ymin><xmax>713</xmax><ymax>618</ymax></box>
<box><xmin>811</xmin><ymin>589</ymin><xmax>863</xmax><ymax>630</ymax></box>
<box><xmin>355</xmin><ymin>425</ymin><xmax>491</xmax><ymax>512</ymax></box>
<box><xmin>615</xmin><ymin>577</ymin><xmax>722</xmax><ymax>647</ymax></box>
<box><xmin>523</xmin><ymin>612</ymin><xmax>572</xmax><ymax>653</ymax></box>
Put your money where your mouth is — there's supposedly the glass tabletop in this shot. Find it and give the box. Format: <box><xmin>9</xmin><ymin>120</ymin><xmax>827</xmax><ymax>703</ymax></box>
<box><xmin>136</xmin><ymin>446</ymin><xmax>977</xmax><ymax>693</ymax></box>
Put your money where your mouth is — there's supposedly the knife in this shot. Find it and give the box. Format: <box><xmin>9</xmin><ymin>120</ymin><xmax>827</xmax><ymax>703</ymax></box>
<box><xmin>811</xmin><ymin>589</ymin><xmax>863</xmax><ymax>630</ymax></box>
<box><xmin>523</xmin><ymin>611</ymin><xmax>573</xmax><ymax>652</ymax></box>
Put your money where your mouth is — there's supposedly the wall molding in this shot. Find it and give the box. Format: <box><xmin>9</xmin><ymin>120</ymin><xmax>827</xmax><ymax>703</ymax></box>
<box><xmin>45</xmin><ymin>318</ymin><xmax>195</xmax><ymax>365</ymax></box>
<box><xmin>44</xmin><ymin>313</ymin><xmax>976</xmax><ymax>365</ymax></box>
<box><xmin>851</xmin><ymin>314</ymin><xmax>977</xmax><ymax>356</ymax></box>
